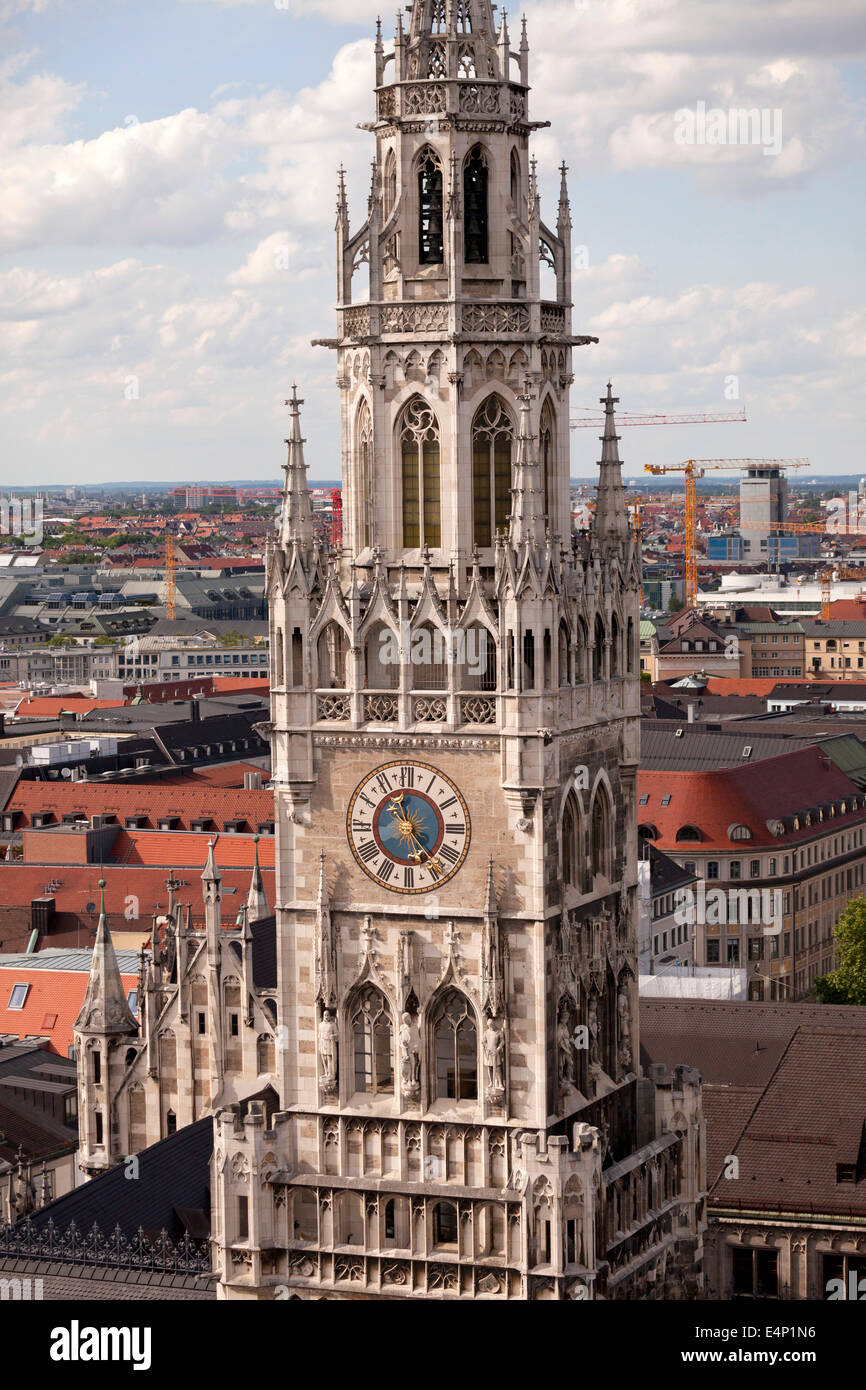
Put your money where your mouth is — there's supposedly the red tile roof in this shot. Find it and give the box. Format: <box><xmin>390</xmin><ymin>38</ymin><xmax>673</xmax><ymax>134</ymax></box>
<box><xmin>0</xmin><ymin>862</ymin><xmax>274</xmax><ymax>931</ymax></box>
<box><xmin>7</xmin><ymin>782</ymin><xmax>274</xmax><ymax>833</ymax></box>
<box><xmin>0</xmin><ymin>963</ymin><xmax>138</xmax><ymax>1054</ymax></box>
<box><xmin>704</xmin><ymin>677</ymin><xmax>808</xmax><ymax>696</ymax></box>
<box><xmin>638</xmin><ymin>744</ymin><xmax>864</xmax><ymax>850</ymax></box>
<box><xmin>13</xmin><ymin>697</ymin><xmax>128</xmax><ymax>718</ymax></box>
<box><xmin>110</xmin><ymin>830</ymin><xmax>275</xmax><ymax>869</ymax></box>
<box><xmin>209</xmin><ymin>677</ymin><xmax>269</xmax><ymax>695</ymax></box>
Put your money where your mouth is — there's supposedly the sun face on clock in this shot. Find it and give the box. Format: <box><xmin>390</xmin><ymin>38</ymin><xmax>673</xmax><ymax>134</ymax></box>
<box><xmin>347</xmin><ymin>761</ymin><xmax>471</xmax><ymax>895</ymax></box>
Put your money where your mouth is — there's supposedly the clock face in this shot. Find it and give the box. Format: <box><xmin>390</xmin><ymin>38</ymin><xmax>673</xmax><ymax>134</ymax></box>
<box><xmin>347</xmin><ymin>760</ymin><xmax>471</xmax><ymax>895</ymax></box>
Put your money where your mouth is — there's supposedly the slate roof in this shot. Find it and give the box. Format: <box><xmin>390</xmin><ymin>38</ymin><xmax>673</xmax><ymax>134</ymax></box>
<box><xmin>640</xmin><ymin>724</ymin><xmax>814</xmax><ymax>771</ymax></box>
<box><xmin>0</xmin><ymin>1089</ymin><xmax>78</xmax><ymax>1165</ymax></box>
<box><xmin>23</xmin><ymin>1117</ymin><xmax>214</xmax><ymax>1242</ymax></box>
<box><xmin>642</xmin><ymin>1000</ymin><xmax>866</xmax><ymax>1215</ymax></box>
<box><xmin>708</xmin><ymin>1027</ymin><xmax>866</xmax><ymax>1216</ymax></box>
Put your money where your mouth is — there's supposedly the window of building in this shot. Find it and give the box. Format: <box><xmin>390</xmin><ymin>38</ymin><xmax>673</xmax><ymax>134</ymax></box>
<box><xmin>727</xmin><ymin>939</ymin><xmax>740</xmax><ymax>963</ymax></box>
<box><xmin>401</xmin><ymin>397</ymin><xmax>441</xmax><ymax>549</ymax></box>
<box><xmin>707</xmin><ymin>862</ymin><xmax>719</xmax><ymax>880</ymax></box>
<box><xmin>7</xmin><ymin>983</ymin><xmax>29</xmax><ymax>1010</ymax></box>
<box><xmin>472</xmin><ymin>396</ymin><xmax>513</xmax><ymax>548</ymax></box>
<box><xmin>730</xmin><ymin>861</ymin><xmax>742</xmax><ymax>880</ymax></box>
<box><xmin>706</xmin><ymin>940</ymin><xmax>720</xmax><ymax>963</ymax></box>
<box><xmin>351</xmin><ymin>985</ymin><xmax>394</xmax><ymax>1095</ymax></box>
<box><xmin>463</xmin><ymin>146</ymin><xmax>489</xmax><ymax>263</ymax></box>
<box><xmin>750</xmin><ymin>859</ymin><xmax>761</xmax><ymax>878</ymax></box>
<box><xmin>731</xmin><ymin>1246</ymin><xmax>778</xmax><ymax>1298</ymax></box>
<box><xmin>433</xmin><ymin>990</ymin><xmax>477</xmax><ymax>1101</ymax></box>
<box><xmin>418</xmin><ymin>151</ymin><xmax>444</xmax><ymax>264</ymax></box>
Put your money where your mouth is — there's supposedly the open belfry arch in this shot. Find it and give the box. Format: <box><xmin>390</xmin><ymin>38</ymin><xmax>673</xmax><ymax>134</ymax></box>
<box><xmin>203</xmin><ymin>0</ymin><xmax>707</xmax><ymax>1300</ymax></box>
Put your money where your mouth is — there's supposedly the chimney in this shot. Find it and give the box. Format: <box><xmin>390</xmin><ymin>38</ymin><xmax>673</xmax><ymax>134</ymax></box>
<box><xmin>687</xmin><ymin>703</ymin><xmax>696</xmax><ymax>724</ymax></box>
<box><xmin>190</xmin><ymin>699</ymin><xmax>201</xmax><ymax>724</ymax></box>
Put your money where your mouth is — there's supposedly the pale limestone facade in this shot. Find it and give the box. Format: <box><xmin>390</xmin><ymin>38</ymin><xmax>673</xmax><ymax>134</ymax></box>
<box><xmin>74</xmin><ymin>859</ymin><xmax>275</xmax><ymax>1178</ymax></box>
<box><xmin>208</xmin><ymin>1</ymin><xmax>705</xmax><ymax>1301</ymax></box>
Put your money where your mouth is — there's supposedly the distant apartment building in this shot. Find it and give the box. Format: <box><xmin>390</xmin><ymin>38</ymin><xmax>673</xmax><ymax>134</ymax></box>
<box><xmin>737</xmin><ymin>621</ymin><xmax>805</xmax><ymax>678</ymax></box>
<box><xmin>116</xmin><ymin>631</ymin><xmax>269</xmax><ymax>684</ymax></box>
<box><xmin>638</xmin><ymin>738</ymin><xmax>866</xmax><ymax>1000</ymax></box>
<box><xmin>637</xmin><ymin>843</ymin><xmax>698</xmax><ymax>976</ymax></box>
<box><xmin>803</xmin><ymin>620</ymin><xmax>866</xmax><ymax>679</ymax></box>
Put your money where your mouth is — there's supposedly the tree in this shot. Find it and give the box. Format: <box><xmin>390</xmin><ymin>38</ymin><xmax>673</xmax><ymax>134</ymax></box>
<box><xmin>814</xmin><ymin>897</ymin><xmax>866</xmax><ymax>1005</ymax></box>
<box><xmin>668</xmin><ymin>593</ymin><xmax>685</xmax><ymax>614</ymax></box>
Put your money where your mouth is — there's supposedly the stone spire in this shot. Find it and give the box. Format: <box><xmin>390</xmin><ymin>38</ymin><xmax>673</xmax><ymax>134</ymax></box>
<box><xmin>509</xmin><ymin>379</ymin><xmax>546</xmax><ymax>550</ymax></box>
<box><xmin>245</xmin><ymin>835</ymin><xmax>270</xmax><ymax>925</ymax></box>
<box><xmin>557</xmin><ymin>162</ymin><xmax>572</xmax><ymax>236</ymax></box>
<box><xmin>592</xmin><ymin>383</ymin><xmax>629</xmax><ymax>546</ymax></box>
<box><xmin>74</xmin><ymin>881</ymin><xmax>137</xmax><ymax>1037</ymax></box>
<box><xmin>279</xmin><ymin>385</ymin><xmax>314</xmax><ymax>552</ymax></box>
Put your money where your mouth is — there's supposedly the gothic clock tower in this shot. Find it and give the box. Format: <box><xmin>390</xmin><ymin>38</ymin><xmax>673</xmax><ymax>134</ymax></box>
<box><xmin>212</xmin><ymin>0</ymin><xmax>704</xmax><ymax>1301</ymax></box>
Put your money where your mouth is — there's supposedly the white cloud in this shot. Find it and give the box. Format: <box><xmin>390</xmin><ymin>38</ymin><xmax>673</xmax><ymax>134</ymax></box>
<box><xmin>0</xmin><ymin>41</ymin><xmax>373</xmax><ymax>253</ymax></box>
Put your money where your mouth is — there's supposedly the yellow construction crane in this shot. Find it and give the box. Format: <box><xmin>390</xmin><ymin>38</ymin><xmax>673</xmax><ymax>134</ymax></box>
<box><xmin>165</xmin><ymin>533</ymin><xmax>177</xmax><ymax>622</ymax></box>
<box><xmin>644</xmin><ymin>459</ymin><xmax>809</xmax><ymax>607</ymax></box>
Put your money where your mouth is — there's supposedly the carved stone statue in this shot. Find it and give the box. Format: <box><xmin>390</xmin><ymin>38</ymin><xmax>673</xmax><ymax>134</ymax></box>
<box><xmin>483</xmin><ymin>1016</ymin><xmax>505</xmax><ymax>1093</ymax></box>
<box><xmin>557</xmin><ymin>1015</ymin><xmax>575</xmax><ymax>1085</ymax></box>
<box><xmin>617</xmin><ymin>984</ymin><xmax>632</xmax><ymax>1071</ymax></box>
<box><xmin>587</xmin><ymin>996</ymin><xmax>600</xmax><ymax>1067</ymax></box>
<box><xmin>319</xmin><ymin>1010</ymin><xmax>338</xmax><ymax>1086</ymax></box>
<box><xmin>399</xmin><ymin>1012</ymin><xmax>421</xmax><ymax>1093</ymax></box>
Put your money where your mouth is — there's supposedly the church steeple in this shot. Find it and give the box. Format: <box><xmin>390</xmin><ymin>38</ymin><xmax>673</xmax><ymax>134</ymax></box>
<box><xmin>592</xmin><ymin>382</ymin><xmax>629</xmax><ymax>546</ymax></box>
<box><xmin>74</xmin><ymin>881</ymin><xmax>137</xmax><ymax>1037</ymax></box>
<box><xmin>245</xmin><ymin>835</ymin><xmax>270</xmax><ymax>924</ymax></box>
<box><xmin>278</xmin><ymin>385</ymin><xmax>313</xmax><ymax>552</ymax></box>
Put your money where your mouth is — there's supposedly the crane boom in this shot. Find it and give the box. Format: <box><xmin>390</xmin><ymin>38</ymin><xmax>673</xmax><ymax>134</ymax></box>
<box><xmin>643</xmin><ymin>458</ymin><xmax>811</xmax><ymax>606</ymax></box>
<box><xmin>570</xmin><ymin>408</ymin><xmax>746</xmax><ymax>429</ymax></box>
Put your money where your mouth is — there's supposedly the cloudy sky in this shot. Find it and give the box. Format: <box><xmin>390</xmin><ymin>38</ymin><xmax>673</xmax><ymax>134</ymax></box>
<box><xmin>0</xmin><ymin>0</ymin><xmax>863</xmax><ymax>485</ymax></box>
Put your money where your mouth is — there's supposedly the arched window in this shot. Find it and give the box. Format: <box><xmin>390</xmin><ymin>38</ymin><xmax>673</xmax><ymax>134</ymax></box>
<box><xmin>472</xmin><ymin>395</ymin><xmax>513</xmax><ymax>548</ymax></box>
<box><xmin>412</xmin><ymin>622</ymin><xmax>448</xmax><ymax>690</ymax></box>
<box><xmin>464</xmin><ymin>146</ymin><xmax>489</xmax><ymax>264</ymax></box>
<box><xmin>460</xmin><ymin>623</ymin><xmax>497</xmax><ymax>691</ymax></box>
<box><xmin>364</xmin><ymin>621</ymin><xmax>399</xmax><ymax>690</ymax></box>
<box><xmin>432</xmin><ymin>1200</ymin><xmax>459</xmax><ymax>1247</ymax></box>
<box><xmin>575</xmin><ymin>617</ymin><xmax>587</xmax><ymax>684</ymax></box>
<box><xmin>510</xmin><ymin>148</ymin><xmax>521</xmax><ymax>207</ymax></box>
<box><xmin>611</xmin><ymin>614</ymin><xmax>620</xmax><ymax>678</ymax></box>
<box><xmin>257</xmin><ymin>1035</ymin><xmax>275</xmax><ymax>1074</ymax></box>
<box><xmin>562</xmin><ymin>793</ymin><xmax>580</xmax><ymax>888</ymax></box>
<box><xmin>383</xmin><ymin>149</ymin><xmax>397</xmax><ymax>221</ymax></box>
<box><xmin>357</xmin><ymin>400</ymin><xmax>373</xmax><ymax>549</ymax></box>
<box><xmin>418</xmin><ymin>151</ymin><xmax>444</xmax><ymax>265</ymax></box>
<box><xmin>590</xmin><ymin>785</ymin><xmax>612</xmax><ymax>881</ymax></box>
<box><xmin>351</xmin><ymin>985</ymin><xmax>394</xmax><ymax>1095</ymax></box>
<box><xmin>558</xmin><ymin>620</ymin><xmax>571</xmax><ymax>687</ymax></box>
<box><xmin>593</xmin><ymin>615</ymin><xmax>606</xmax><ymax>682</ymax></box>
<box><xmin>400</xmin><ymin>397</ymin><xmax>441</xmax><ymax>549</ymax></box>
<box><xmin>540</xmin><ymin>398</ymin><xmax>555</xmax><ymax>522</ymax></box>
<box><xmin>317</xmin><ymin>621</ymin><xmax>347</xmax><ymax>689</ymax></box>
<box><xmin>675</xmin><ymin>825</ymin><xmax>702</xmax><ymax>843</ymax></box>
<box><xmin>433</xmin><ymin>989</ymin><xmax>477</xmax><ymax>1100</ymax></box>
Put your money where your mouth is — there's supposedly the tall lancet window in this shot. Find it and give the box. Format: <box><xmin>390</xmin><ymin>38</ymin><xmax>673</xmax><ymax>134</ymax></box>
<box><xmin>357</xmin><ymin>400</ymin><xmax>373</xmax><ymax>549</ymax></box>
<box><xmin>383</xmin><ymin>149</ymin><xmax>397</xmax><ymax>221</ymax></box>
<box><xmin>401</xmin><ymin>397</ymin><xmax>441</xmax><ymax>550</ymax></box>
<box><xmin>418</xmin><ymin>152</ymin><xmax>444</xmax><ymax>265</ymax></box>
<box><xmin>540</xmin><ymin>399</ymin><xmax>555</xmax><ymax>523</ymax></box>
<box><xmin>464</xmin><ymin>146</ymin><xmax>489</xmax><ymax>264</ymax></box>
<box><xmin>472</xmin><ymin>395</ymin><xmax>513</xmax><ymax>548</ymax></box>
